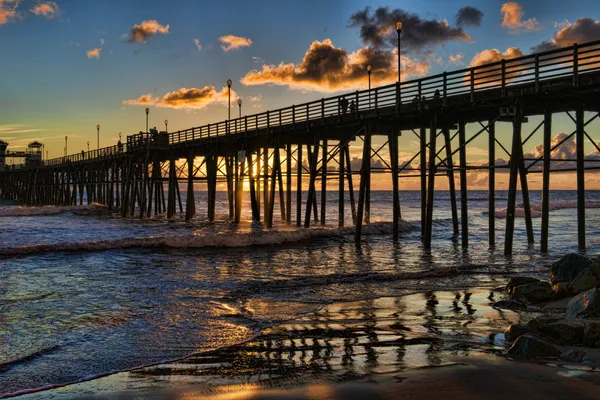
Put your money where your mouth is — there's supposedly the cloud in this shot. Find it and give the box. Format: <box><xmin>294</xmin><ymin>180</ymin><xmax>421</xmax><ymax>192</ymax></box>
<box><xmin>533</xmin><ymin>18</ymin><xmax>600</xmax><ymax>52</ymax></box>
<box><xmin>348</xmin><ymin>6</ymin><xmax>472</xmax><ymax>54</ymax></box>
<box><xmin>247</xmin><ymin>94</ymin><xmax>262</xmax><ymax>102</ymax></box>
<box><xmin>0</xmin><ymin>0</ymin><xmax>18</xmax><ymax>25</ymax></box>
<box><xmin>219</xmin><ymin>35</ymin><xmax>253</xmax><ymax>51</ymax></box>
<box><xmin>100</xmin><ymin>38</ymin><xmax>105</xmax><ymax>45</ymax></box>
<box><xmin>123</xmin><ymin>86</ymin><xmax>238</xmax><ymax>110</ymax></box>
<box><xmin>31</xmin><ymin>1</ymin><xmax>59</xmax><ymax>18</ymax></box>
<box><xmin>468</xmin><ymin>47</ymin><xmax>524</xmax><ymax>86</ymax></box>
<box><xmin>500</xmin><ymin>2</ymin><xmax>541</xmax><ymax>33</ymax></box>
<box><xmin>456</xmin><ymin>6</ymin><xmax>484</xmax><ymax>27</ymax></box>
<box><xmin>252</xmin><ymin>56</ymin><xmax>265</xmax><ymax>64</ymax></box>
<box><xmin>193</xmin><ymin>38</ymin><xmax>202</xmax><ymax>51</ymax></box>
<box><xmin>86</xmin><ymin>48</ymin><xmax>101</xmax><ymax>59</ymax></box>
<box><xmin>124</xmin><ymin>20</ymin><xmax>170</xmax><ymax>44</ymax></box>
<box><xmin>449</xmin><ymin>52</ymin><xmax>464</xmax><ymax>64</ymax></box>
<box><xmin>241</xmin><ymin>39</ymin><xmax>430</xmax><ymax>92</ymax></box>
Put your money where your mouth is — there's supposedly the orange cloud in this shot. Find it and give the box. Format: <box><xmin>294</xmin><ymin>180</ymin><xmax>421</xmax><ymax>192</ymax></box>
<box><xmin>501</xmin><ymin>2</ymin><xmax>541</xmax><ymax>33</ymax></box>
<box><xmin>193</xmin><ymin>38</ymin><xmax>202</xmax><ymax>51</ymax></box>
<box><xmin>86</xmin><ymin>48</ymin><xmax>101</xmax><ymax>59</ymax></box>
<box><xmin>468</xmin><ymin>47</ymin><xmax>524</xmax><ymax>87</ymax></box>
<box><xmin>31</xmin><ymin>1</ymin><xmax>59</xmax><ymax>18</ymax></box>
<box><xmin>123</xmin><ymin>86</ymin><xmax>239</xmax><ymax>110</ymax></box>
<box><xmin>124</xmin><ymin>20</ymin><xmax>169</xmax><ymax>44</ymax></box>
<box><xmin>0</xmin><ymin>0</ymin><xmax>17</xmax><ymax>25</ymax></box>
<box><xmin>219</xmin><ymin>35</ymin><xmax>253</xmax><ymax>51</ymax></box>
<box><xmin>534</xmin><ymin>18</ymin><xmax>600</xmax><ymax>52</ymax></box>
<box><xmin>449</xmin><ymin>52</ymin><xmax>464</xmax><ymax>64</ymax></box>
<box><xmin>241</xmin><ymin>39</ymin><xmax>430</xmax><ymax>92</ymax></box>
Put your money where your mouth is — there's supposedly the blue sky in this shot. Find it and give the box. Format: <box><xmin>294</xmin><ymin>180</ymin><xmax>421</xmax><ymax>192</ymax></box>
<box><xmin>0</xmin><ymin>0</ymin><xmax>599</xmax><ymax>175</ymax></box>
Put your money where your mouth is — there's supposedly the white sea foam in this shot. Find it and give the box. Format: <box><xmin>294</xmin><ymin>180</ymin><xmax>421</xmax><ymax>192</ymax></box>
<box><xmin>490</xmin><ymin>200</ymin><xmax>600</xmax><ymax>219</ymax></box>
<box><xmin>0</xmin><ymin>221</ymin><xmax>415</xmax><ymax>256</ymax></box>
<box><xmin>0</xmin><ymin>203</ymin><xmax>108</xmax><ymax>217</ymax></box>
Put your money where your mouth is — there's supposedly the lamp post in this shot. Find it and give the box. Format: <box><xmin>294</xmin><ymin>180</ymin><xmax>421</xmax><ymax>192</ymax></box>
<box><xmin>145</xmin><ymin>108</ymin><xmax>149</xmax><ymax>132</ymax></box>
<box><xmin>96</xmin><ymin>124</ymin><xmax>100</xmax><ymax>150</ymax></box>
<box><xmin>227</xmin><ymin>79</ymin><xmax>232</xmax><ymax>134</ymax></box>
<box><xmin>64</xmin><ymin>136</ymin><xmax>68</xmax><ymax>156</ymax></box>
<box><xmin>395</xmin><ymin>21</ymin><xmax>403</xmax><ymax>83</ymax></box>
<box><xmin>119</xmin><ymin>132</ymin><xmax>122</xmax><ymax>142</ymax></box>
<box><xmin>87</xmin><ymin>141</ymin><xmax>90</xmax><ymax>152</ymax></box>
<box><xmin>164</xmin><ymin>119</ymin><xmax>168</xmax><ymax>133</ymax></box>
<box><xmin>367</xmin><ymin>64</ymin><xmax>372</xmax><ymax>109</ymax></box>
<box><xmin>238</xmin><ymin>98</ymin><xmax>242</xmax><ymax>118</ymax></box>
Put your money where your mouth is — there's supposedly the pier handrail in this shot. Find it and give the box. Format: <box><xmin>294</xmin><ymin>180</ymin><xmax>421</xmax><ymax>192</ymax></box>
<box><xmin>21</xmin><ymin>39</ymin><xmax>600</xmax><ymax>168</ymax></box>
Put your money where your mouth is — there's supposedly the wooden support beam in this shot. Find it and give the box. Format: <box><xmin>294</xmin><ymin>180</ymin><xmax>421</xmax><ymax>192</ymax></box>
<box><xmin>226</xmin><ymin>156</ymin><xmax>234</xmax><ymax>220</ymax></box>
<box><xmin>424</xmin><ymin>115</ymin><xmax>438</xmax><ymax>249</ymax></box>
<box><xmin>443</xmin><ymin>127</ymin><xmax>459</xmax><ymax>237</ymax></box>
<box><xmin>304</xmin><ymin>140</ymin><xmax>320</xmax><ymax>228</ymax></box>
<box><xmin>248</xmin><ymin>152</ymin><xmax>259</xmax><ymax>221</ymax></box>
<box><xmin>321</xmin><ymin>139</ymin><xmax>327</xmax><ymax>225</ymax></box>
<box><xmin>488</xmin><ymin>121</ymin><xmax>496</xmax><ymax>247</ymax></box>
<box><xmin>541</xmin><ymin>109</ymin><xmax>552</xmax><ymax>252</ymax></box>
<box><xmin>576</xmin><ymin>102</ymin><xmax>586</xmax><ymax>251</ymax></box>
<box><xmin>505</xmin><ymin>106</ymin><xmax>523</xmax><ymax>256</ymax></box>
<box><xmin>420</xmin><ymin>123</ymin><xmax>427</xmax><ymax>238</ymax></box>
<box><xmin>345</xmin><ymin>146</ymin><xmax>356</xmax><ymax>225</ymax></box>
<box><xmin>355</xmin><ymin>128</ymin><xmax>371</xmax><ymax>243</ymax></box>
<box><xmin>458</xmin><ymin>119</ymin><xmax>468</xmax><ymax>247</ymax></box>
<box><xmin>339</xmin><ymin>140</ymin><xmax>345</xmax><ymax>228</ymax></box>
<box><xmin>186</xmin><ymin>153</ymin><xmax>196</xmax><ymax>221</ymax></box>
<box><xmin>389</xmin><ymin>130</ymin><xmax>400</xmax><ymax>240</ymax></box>
<box><xmin>167</xmin><ymin>158</ymin><xmax>176</xmax><ymax>219</ymax></box>
<box><xmin>296</xmin><ymin>144</ymin><xmax>303</xmax><ymax>226</ymax></box>
<box><xmin>286</xmin><ymin>144</ymin><xmax>292</xmax><ymax>224</ymax></box>
<box><xmin>235</xmin><ymin>152</ymin><xmax>244</xmax><ymax>223</ymax></box>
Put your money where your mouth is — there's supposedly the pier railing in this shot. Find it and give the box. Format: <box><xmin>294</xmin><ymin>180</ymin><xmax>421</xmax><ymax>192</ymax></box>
<box><xmin>24</xmin><ymin>40</ymin><xmax>600</xmax><ymax>168</ymax></box>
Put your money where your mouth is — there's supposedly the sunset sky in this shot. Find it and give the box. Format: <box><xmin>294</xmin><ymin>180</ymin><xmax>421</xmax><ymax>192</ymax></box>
<box><xmin>1</xmin><ymin>0</ymin><xmax>600</xmax><ymax>189</ymax></box>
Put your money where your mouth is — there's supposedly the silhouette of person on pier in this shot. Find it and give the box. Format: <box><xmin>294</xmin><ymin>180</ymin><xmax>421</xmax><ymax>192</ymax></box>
<box><xmin>340</xmin><ymin>96</ymin><xmax>349</xmax><ymax>114</ymax></box>
<box><xmin>349</xmin><ymin>100</ymin><xmax>356</xmax><ymax>114</ymax></box>
<box><xmin>81</xmin><ymin>150</ymin><xmax>85</xmax><ymax>159</ymax></box>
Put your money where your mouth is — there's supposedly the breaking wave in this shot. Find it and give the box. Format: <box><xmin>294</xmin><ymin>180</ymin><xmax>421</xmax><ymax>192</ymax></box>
<box><xmin>0</xmin><ymin>221</ymin><xmax>416</xmax><ymax>257</ymax></box>
<box><xmin>488</xmin><ymin>200</ymin><xmax>600</xmax><ymax>219</ymax></box>
<box><xmin>0</xmin><ymin>203</ymin><xmax>109</xmax><ymax>217</ymax></box>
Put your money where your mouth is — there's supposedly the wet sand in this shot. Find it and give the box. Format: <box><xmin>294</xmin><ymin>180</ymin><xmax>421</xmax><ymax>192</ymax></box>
<box><xmin>14</xmin><ymin>289</ymin><xmax>600</xmax><ymax>399</ymax></box>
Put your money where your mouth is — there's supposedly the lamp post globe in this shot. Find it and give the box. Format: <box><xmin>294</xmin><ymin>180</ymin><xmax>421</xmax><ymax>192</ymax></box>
<box><xmin>237</xmin><ymin>98</ymin><xmax>242</xmax><ymax>118</ymax></box>
<box><xmin>145</xmin><ymin>108</ymin><xmax>150</xmax><ymax>132</ymax></box>
<box><xmin>164</xmin><ymin>119</ymin><xmax>168</xmax><ymax>132</ymax></box>
<box><xmin>96</xmin><ymin>124</ymin><xmax>100</xmax><ymax>150</ymax></box>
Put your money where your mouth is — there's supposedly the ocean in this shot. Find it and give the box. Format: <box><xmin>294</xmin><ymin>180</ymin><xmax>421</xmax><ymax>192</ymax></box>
<box><xmin>0</xmin><ymin>189</ymin><xmax>599</xmax><ymax>397</ymax></box>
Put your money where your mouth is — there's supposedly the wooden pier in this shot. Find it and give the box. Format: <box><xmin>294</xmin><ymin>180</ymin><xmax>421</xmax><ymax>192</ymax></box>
<box><xmin>2</xmin><ymin>41</ymin><xmax>600</xmax><ymax>254</ymax></box>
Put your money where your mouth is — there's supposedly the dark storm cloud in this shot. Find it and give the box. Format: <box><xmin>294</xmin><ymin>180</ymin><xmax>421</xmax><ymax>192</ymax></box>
<box><xmin>456</xmin><ymin>6</ymin><xmax>484</xmax><ymax>27</ymax></box>
<box><xmin>348</xmin><ymin>6</ymin><xmax>472</xmax><ymax>53</ymax></box>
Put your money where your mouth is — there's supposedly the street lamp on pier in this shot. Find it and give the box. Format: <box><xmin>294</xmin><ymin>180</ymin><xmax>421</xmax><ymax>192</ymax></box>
<box><xmin>96</xmin><ymin>124</ymin><xmax>100</xmax><ymax>150</ymax></box>
<box><xmin>64</xmin><ymin>136</ymin><xmax>68</xmax><ymax>156</ymax></box>
<box><xmin>395</xmin><ymin>21</ymin><xmax>403</xmax><ymax>83</ymax></box>
<box><xmin>145</xmin><ymin>108</ymin><xmax>150</xmax><ymax>133</ymax></box>
<box><xmin>164</xmin><ymin>119</ymin><xmax>168</xmax><ymax>133</ymax></box>
<box><xmin>367</xmin><ymin>64</ymin><xmax>372</xmax><ymax>108</ymax></box>
<box><xmin>227</xmin><ymin>79</ymin><xmax>232</xmax><ymax>134</ymax></box>
<box><xmin>238</xmin><ymin>98</ymin><xmax>242</xmax><ymax>118</ymax></box>
<box><xmin>87</xmin><ymin>141</ymin><xmax>90</xmax><ymax>152</ymax></box>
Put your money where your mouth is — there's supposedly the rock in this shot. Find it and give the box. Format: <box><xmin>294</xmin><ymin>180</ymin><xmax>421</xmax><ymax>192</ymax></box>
<box><xmin>552</xmin><ymin>282</ymin><xmax>570</xmax><ymax>297</ymax></box>
<box><xmin>506</xmin><ymin>277</ymin><xmax>539</xmax><ymax>296</ymax></box>
<box><xmin>550</xmin><ymin>253</ymin><xmax>593</xmax><ymax>285</ymax></box>
<box><xmin>560</xmin><ymin>348</ymin><xmax>586</xmax><ymax>363</ymax></box>
<box><xmin>507</xmin><ymin>333</ymin><xmax>562</xmax><ymax>359</ymax></box>
<box><xmin>511</xmin><ymin>281</ymin><xmax>553</xmax><ymax>303</ymax></box>
<box><xmin>527</xmin><ymin>314</ymin><xmax>564</xmax><ymax>331</ymax></box>
<box><xmin>569</xmin><ymin>268</ymin><xmax>600</xmax><ymax>294</ymax></box>
<box><xmin>492</xmin><ymin>299</ymin><xmax>527</xmax><ymax>311</ymax></box>
<box><xmin>567</xmin><ymin>288</ymin><xmax>600</xmax><ymax>318</ymax></box>
<box><xmin>583</xmin><ymin>322</ymin><xmax>600</xmax><ymax>348</ymax></box>
<box><xmin>537</xmin><ymin>319</ymin><xmax>584</xmax><ymax>345</ymax></box>
<box><xmin>504</xmin><ymin>323</ymin><xmax>534</xmax><ymax>342</ymax></box>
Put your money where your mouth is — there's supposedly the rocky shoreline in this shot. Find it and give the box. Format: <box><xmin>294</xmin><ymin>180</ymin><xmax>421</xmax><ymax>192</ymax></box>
<box><xmin>494</xmin><ymin>253</ymin><xmax>600</xmax><ymax>364</ymax></box>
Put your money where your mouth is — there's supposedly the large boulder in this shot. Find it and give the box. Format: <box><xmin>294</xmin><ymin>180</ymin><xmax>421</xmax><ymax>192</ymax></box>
<box><xmin>551</xmin><ymin>253</ymin><xmax>593</xmax><ymax>285</ymax></box>
<box><xmin>511</xmin><ymin>281</ymin><xmax>553</xmax><ymax>303</ymax></box>
<box><xmin>504</xmin><ymin>323</ymin><xmax>534</xmax><ymax>343</ymax></box>
<box><xmin>567</xmin><ymin>288</ymin><xmax>600</xmax><ymax>318</ymax></box>
<box><xmin>492</xmin><ymin>299</ymin><xmax>528</xmax><ymax>311</ymax></box>
<box><xmin>537</xmin><ymin>319</ymin><xmax>584</xmax><ymax>345</ymax></box>
<box><xmin>569</xmin><ymin>268</ymin><xmax>600</xmax><ymax>294</ymax></box>
<box><xmin>507</xmin><ymin>333</ymin><xmax>562</xmax><ymax>359</ymax></box>
<box><xmin>527</xmin><ymin>314</ymin><xmax>564</xmax><ymax>331</ymax></box>
<box><xmin>506</xmin><ymin>277</ymin><xmax>539</xmax><ymax>296</ymax></box>
<box><xmin>560</xmin><ymin>348</ymin><xmax>586</xmax><ymax>363</ymax></box>
<box><xmin>583</xmin><ymin>322</ymin><xmax>600</xmax><ymax>348</ymax></box>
